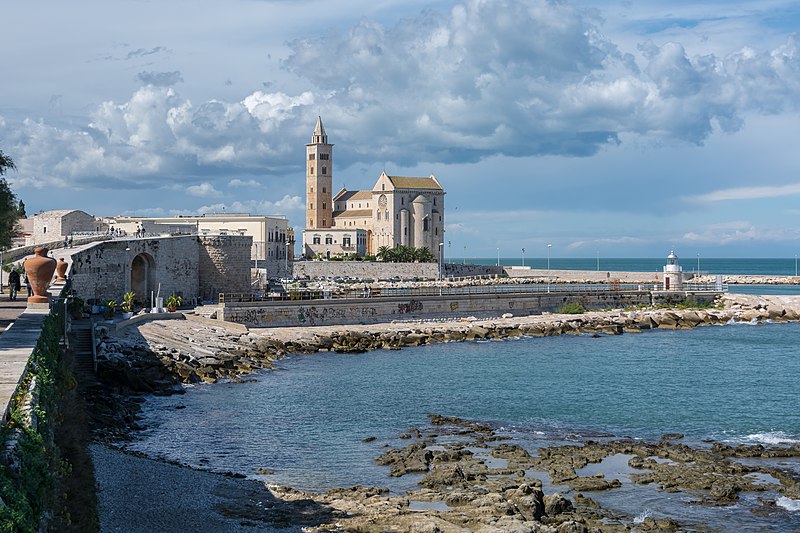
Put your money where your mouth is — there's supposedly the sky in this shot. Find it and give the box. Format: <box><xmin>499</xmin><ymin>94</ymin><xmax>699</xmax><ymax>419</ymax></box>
<box><xmin>2</xmin><ymin>0</ymin><xmax>800</xmax><ymax>258</ymax></box>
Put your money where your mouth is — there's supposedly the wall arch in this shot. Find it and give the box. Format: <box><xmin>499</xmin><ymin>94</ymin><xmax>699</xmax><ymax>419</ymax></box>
<box><xmin>130</xmin><ymin>252</ymin><xmax>156</xmax><ymax>303</ymax></box>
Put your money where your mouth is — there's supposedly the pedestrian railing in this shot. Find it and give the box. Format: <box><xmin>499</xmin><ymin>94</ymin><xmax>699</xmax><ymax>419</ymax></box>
<box><xmin>217</xmin><ymin>281</ymin><xmax>695</xmax><ymax>304</ymax></box>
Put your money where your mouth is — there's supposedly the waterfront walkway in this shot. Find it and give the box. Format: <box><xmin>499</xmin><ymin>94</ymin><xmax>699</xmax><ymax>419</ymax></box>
<box><xmin>0</xmin><ymin>306</ymin><xmax>48</xmax><ymax>419</ymax></box>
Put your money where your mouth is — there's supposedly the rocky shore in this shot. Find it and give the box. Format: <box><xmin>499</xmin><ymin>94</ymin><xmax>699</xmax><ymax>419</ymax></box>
<box><xmin>87</xmin><ymin>293</ymin><xmax>800</xmax><ymax>531</ymax></box>
<box><xmin>93</xmin><ymin>294</ymin><xmax>800</xmax><ymax>400</ymax></box>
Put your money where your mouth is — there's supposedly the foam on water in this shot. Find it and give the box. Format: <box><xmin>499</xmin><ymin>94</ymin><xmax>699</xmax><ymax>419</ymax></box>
<box><xmin>633</xmin><ymin>510</ymin><xmax>651</xmax><ymax>524</ymax></box>
<box><xmin>745</xmin><ymin>432</ymin><xmax>800</xmax><ymax>445</ymax></box>
<box><xmin>777</xmin><ymin>497</ymin><xmax>800</xmax><ymax>512</ymax></box>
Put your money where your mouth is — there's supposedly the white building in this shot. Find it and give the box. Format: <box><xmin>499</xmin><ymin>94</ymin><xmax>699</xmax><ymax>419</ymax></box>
<box><xmin>108</xmin><ymin>214</ymin><xmax>293</xmax><ymax>278</ymax></box>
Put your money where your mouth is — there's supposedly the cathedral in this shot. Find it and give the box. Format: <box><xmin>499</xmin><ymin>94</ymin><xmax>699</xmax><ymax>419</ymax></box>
<box><xmin>302</xmin><ymin>117</ymin><xmax>445</xmax><ymax>259</ymax></box>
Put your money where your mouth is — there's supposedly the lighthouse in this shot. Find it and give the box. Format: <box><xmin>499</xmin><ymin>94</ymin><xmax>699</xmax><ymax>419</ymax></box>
<box><xmin>663</xmin><ymin>251</ymin><xmax>683</xmax><ymax>291</ymax></box>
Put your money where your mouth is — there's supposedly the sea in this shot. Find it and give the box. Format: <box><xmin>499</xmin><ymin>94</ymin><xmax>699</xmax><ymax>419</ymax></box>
<box><xmin>124</xmin><ymin>258</ymin><xmax>800</xmax><ymax>531</ymax></box>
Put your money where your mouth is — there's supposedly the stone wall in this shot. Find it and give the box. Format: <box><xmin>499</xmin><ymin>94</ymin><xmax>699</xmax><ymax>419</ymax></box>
<box><xmin>198</xmin><ymin>235</ymin><xmax>252</xmax><ymax>301</ymax></box>
<box><xmin>292</xmin><ymin>260</ymin><xmax>440</xmax><ymax>280</ymax></box>
<box><xmin>68</xmin><ymin>237</ymin><xmax>200</xmax><ymax>303</ymax></box>
<box><xmin>219</xmin><ymin>291</ymin><xmax>652</xmax><ymax>327</ymax></box>
<box><xmin>6</xmin><ymin>234</ymin><xmax>111</xmax><ymax>263</ymax></box>
<box><xmin>443</xmin><ymin>263</ymin><xmax>505</xmax><ymax>278</ymax></box>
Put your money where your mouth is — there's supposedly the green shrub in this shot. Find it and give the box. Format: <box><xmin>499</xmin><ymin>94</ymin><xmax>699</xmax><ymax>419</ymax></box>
<box><xmin>558</xmin><ymin>302</ymin><xmax>586</xmax><ymax>314</ymax></box>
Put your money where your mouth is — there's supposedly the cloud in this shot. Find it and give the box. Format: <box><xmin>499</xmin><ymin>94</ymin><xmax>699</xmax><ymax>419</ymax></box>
<box><xmin>5</xmin><ymin>0</ymin><xmax>800</xmax><ymax>195</ymax></box>
<box><xmin>567</xmin><ymin>236</ymin><xmax>645</xmax><ymax>250</ymax></box>
<box><xmin>136</xmin><ymin>71</ymin><xmax>184</xmax><ymax>87</ymax></box>
<box><xmin>125</xmin><ymin>46</ymin><xmax>167</xmax><ymax>60</ymax></box>
<box><xmin>687</xmin><ymin>182</ymin><xmax>800</xmax><ymax>202</ymax></box>
<box><xmin>183</xmin><ymin>194</ymin><xmax>303</xmax><ymax>216</ymax></box>
<box><xmin>680</xmin><ymin>220</ymin><xmax>800</xmax><ymax>244</ymax></box>
<box><xmin>228</xmin><ymin>178</ymin><xmax>261</xmax><ymax>188</ymax></box>
<box><xmin>186</xmin><ymin>182</ymin><xmax>221</xmax><ymax>197</ymax></box>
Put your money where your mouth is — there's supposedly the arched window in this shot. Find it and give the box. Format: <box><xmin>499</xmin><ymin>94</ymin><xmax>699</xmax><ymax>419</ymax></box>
<box><xmin>322</xmin><ymin>166</ymin><xmax>327</xmax><ymax>175</ymax></box>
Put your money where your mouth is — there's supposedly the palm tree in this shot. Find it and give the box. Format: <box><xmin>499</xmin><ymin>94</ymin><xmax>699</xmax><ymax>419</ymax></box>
<box><xmin>414</xmin><ymin>247</ymin><xmax>436</xmax><ymax>263</ymax></box>
<box><xmin>376</xmin><ymin>246</ymin><xmax>391</xmax><ymax>262</ymax></box>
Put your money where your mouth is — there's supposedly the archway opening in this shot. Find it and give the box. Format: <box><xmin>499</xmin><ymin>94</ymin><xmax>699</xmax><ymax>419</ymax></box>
<box><xmin>130</xmin><ymin>252</ymin><xmax>156</xmax><ymax>305</ymax></box>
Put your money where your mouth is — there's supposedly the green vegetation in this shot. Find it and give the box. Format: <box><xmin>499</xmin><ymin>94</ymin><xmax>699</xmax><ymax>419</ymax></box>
<box><xmin>120</xmin><ymin>291</ymin><xmax>135</xmax><ymax>313</ymax></box>
<box><xmin>0</xmin><ymin>306</ymin><xmax>63</xmax><ymax>531</ymax></box>
<box><xmin>376</xmin><ymin>245</ymin><xmax>436</xmax><ymax>263</ymax></box>
<box><xmin>558</xmin><ymin>302</ymin><xmax>587</xmax><ymax>314</ymax></box>
<box><xmin>166</xmin><ymin>293</ymin><xmax>183</xmax><ymax>311</ymax></box>
<box><xmin>0</xmin><ymin>148</ymin><xmax>20</xmax><ymax>249</ymax></box>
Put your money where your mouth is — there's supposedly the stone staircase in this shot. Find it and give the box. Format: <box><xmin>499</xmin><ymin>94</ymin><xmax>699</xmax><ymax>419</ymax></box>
<box><xmin>70</xmin><ymin>320</ymin><xmax>97</xmax><ymax>387</ymax></box>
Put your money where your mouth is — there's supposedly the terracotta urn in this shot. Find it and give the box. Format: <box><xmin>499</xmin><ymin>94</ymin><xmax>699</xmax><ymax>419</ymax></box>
<box><xmin>25</xmin><ymin>247</ymin><xmax>57</xmax><ymax>304</ymax></box>
<box><xmin>55</xmin><ymin>258</ymin><xmax>69</xmax><ymax>282</ymax></box>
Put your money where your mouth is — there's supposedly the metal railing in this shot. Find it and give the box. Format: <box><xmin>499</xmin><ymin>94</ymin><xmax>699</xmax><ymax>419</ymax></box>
<box><xmin>218</xmin><ymin>282</ymin><xmax>681</xmax><ymax>304</ymax></box>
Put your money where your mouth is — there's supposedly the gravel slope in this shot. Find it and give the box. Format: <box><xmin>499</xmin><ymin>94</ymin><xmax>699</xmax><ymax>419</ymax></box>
<box><xmin>91</xmin><ymin>445</ymin><xmax>307</xmax><ymax>533</ymax></box>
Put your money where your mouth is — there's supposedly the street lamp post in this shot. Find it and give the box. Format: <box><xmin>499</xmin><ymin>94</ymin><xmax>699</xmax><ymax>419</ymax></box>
<box><xmin>448</xmin><ymin>241</ymin><xmax>451</xmax><ymax>264</ymax></box>
<box><xmin>795</xmin><ymin>254</ymin><xmax>798</xmax><ymax>277</ymax></box>
<box><xmin>596</xmin><ymin>250</ymin><xmax>600</xmax><ymax>272</ymax></box>
<box><xmin>522</xmin><ymin>248</ymin><xmax>525</xmax><ymax>267</ymax></box>
<box><xmin>547</xmin><ymin>244</ymin><xmax>552</xmax><ymax>293</ymax></box>
<box><xmin>697</xmin><ymin>253</ymin><xmax>700</xmax><ymax>274</ymax></box>
<box><xmin>439</xmin><ymin>242</ymin><xmax>445</xmax><ymax>279</ymax></box>
<box><xmin>496</xmin><ymin>247</ymin><xmax>500</xmax><ymax>267</ymax></box>
<box><xmin>285</xmin><ymin>241</ymin><xmax>290</xmax><ymax>275</ymax></box>
<box><xmin>463</xmin><ymin>245</ymin><xmax>466</xmax><ymax>265</ymax></box>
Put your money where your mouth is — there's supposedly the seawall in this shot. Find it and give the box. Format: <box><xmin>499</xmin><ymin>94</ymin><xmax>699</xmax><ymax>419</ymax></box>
<box><xmin>218</xmin><ymin>291</ymin><xmax>657</xmax><ymax>327</ymax></box>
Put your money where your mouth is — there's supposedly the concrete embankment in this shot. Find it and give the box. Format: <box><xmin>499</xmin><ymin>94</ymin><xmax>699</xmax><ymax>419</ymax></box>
<box><xmin>94</xmin><ymin>294</ymin><xmax>799</xmax><ymax>393</ymax></box>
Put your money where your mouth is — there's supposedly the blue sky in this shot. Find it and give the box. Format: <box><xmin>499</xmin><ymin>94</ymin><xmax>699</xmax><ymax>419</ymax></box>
<box><xmin>2</xmin><ymin>0</ymin><xmax>800</xmax><ymax>258</ymax></box>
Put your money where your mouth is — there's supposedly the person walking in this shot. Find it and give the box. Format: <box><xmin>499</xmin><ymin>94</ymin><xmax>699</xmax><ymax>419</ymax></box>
<box><xmin>7</xmin><ymin>269</ymin><xmax>21</xmax><ymax>301</ymax></box>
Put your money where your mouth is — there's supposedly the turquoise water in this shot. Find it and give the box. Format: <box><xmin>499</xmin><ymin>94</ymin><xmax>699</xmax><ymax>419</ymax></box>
<box><xmin>467</xmin><ymin>257</ymin><xmax>800</xmax><ymax>275</ymax></box>
<box><xmin>128</xmin><ymin>322</ymin><xmax>800</xmax><ymax>529</ymax></box>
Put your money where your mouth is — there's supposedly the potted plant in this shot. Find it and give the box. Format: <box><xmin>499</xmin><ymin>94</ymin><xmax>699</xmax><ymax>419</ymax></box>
<box><xmin>104</xmin><ymin>299</ymin><xmax>117</xmax><ymax>320</ymax></box>
<box><xmin>166</xmin><ymin>293</ymin><xmax>182</xmax><ymax>312</ymax></box>
<box><xmin>120</xmin><ymin>291</ymin><xmax>135</xmax><ymax>319</ymax></box>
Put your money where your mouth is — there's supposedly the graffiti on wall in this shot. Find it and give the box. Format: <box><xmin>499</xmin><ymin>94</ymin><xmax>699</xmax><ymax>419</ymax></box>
<box><xmin>398</xmin><ymin>300</ymin><xmax>423</xmax><ymax>314</ymax></box>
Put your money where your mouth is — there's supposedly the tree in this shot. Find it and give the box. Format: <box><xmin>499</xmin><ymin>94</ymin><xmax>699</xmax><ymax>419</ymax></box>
<box><xmin>0</xmin><ymin>149</ymin><xmax>19</xmax><ymax>249</ymax></box>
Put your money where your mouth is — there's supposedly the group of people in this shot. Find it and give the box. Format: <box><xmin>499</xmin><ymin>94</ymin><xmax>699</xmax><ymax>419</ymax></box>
<box><xmin>6</xmin><ymin>267</ymin><xmax>32</xmax><ymax>301</ymax></box>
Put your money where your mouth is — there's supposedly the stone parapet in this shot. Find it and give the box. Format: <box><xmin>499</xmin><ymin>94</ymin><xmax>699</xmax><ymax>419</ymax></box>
<box><xmin>220</xmin><ymin>291</ymin><xmax>652</xmax><ymax>328</ymax></box>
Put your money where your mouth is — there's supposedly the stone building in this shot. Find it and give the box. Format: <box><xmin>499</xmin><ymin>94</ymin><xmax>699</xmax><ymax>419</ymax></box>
<box><xmin>32</xmin><ymin>209</ymin><xmax>105</xmax><ymax>243</ymax></box>
<box><xmin>106</xmin><ymin>213</ymin><xmax>293</xmax><ymax>278</ymax></box>
<box><xmin>302</xmin><ymin>117</ymin><xmax>445</xmax><ymax>259</ymax></box>
<box><xmin>67</xmin><ymin>235</ymin><xmax>251</xmax><ymax>304</ymax></box>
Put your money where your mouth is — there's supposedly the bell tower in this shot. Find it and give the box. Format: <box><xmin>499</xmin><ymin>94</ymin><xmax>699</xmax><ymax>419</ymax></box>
<box><xmin>306</xmin><ymin>116</ymin><xmax>333</xmax><ymax>229</ymax></box>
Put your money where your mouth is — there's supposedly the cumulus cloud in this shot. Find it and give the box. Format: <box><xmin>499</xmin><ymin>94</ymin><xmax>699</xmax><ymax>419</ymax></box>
<box><xmin>4</xmin><ymin>0</ymin><xmax>800</xmax><ymax>193</ymax></box>
<box><xmin>228</xmin><ymin>178</ymin><xmax>261</xmax><ymax>187</ymax></box>
<box><xmin>136</xmin><ymin>70</ymin><xmax>184</xmax><ymax>86</ymax></box>
<box><xmin>186</xmin><ymin>194</ymin><xmax>303</xmax><ymax>216</ymax></box>
<box><xmin>186</xmin><ymin>182</ymin><xmax>222</xmax><ymax>197</ymax></box>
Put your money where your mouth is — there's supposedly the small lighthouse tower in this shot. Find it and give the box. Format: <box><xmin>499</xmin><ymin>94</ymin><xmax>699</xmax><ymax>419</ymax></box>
<box><xmin>663</xmin><ymin>251</ymin><xmax>683</xmax><ymax>291</ymax></box>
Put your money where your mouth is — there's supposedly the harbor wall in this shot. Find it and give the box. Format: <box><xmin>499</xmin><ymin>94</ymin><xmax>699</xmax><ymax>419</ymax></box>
<box><xmin>219</xmin><ymin>291</ymin><xmax>653</xmax><ymax>328</ymax></box>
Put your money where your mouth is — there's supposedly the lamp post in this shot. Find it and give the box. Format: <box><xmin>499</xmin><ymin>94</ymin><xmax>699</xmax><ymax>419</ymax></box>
<box><xmin>463</xmin><ymin>245</ymin><xmax>466</xmax><ymax>265</ymax></box>
<box><xmin>439</xmin><ymin>242</ymin><xmax>445</xmax><ymax>279</ymax></box>
<box><xmin>285</xmin><ymin>241</ymin><xmax>290</xmax><ymax>276</ymax></box>
<box><xmin>0</xmin><ymin>247</ymin><xmax>4</xmax><ymax>294</ymax></box>
<box><xmin>547</xmin><ymin>243</ymin><xmax>552</xmax><ymax>293</ymax></box>
<box><xmin>522</xmin><ymin>248</ymin><xmax>525</xmax><ymax>267</ymax></box>
<box><xmin>496</xmin><ymin>247</ymin><xmax>500</xmax><ymax>267</ymax></box>
<box><xmin>448</xmin><ymin>241</ymin><xmax>451</xmax><ymax>264</ymax></box>
<box><xmin>596</xmin><ymin>250</ymin><xmax>600</xmax><ymax>272</ymax></box>
<box><xmin>697</xmin><ymin>253</ymin><xmax>700</xmax><ymax>274</ymax></box>
<box><xmin>795</xmin><ymin>254</ymin><xmax>798</xmax><ymax>277</ymax></box>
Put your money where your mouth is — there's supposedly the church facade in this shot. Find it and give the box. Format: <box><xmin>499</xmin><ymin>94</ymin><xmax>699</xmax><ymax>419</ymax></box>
<box><xmin>302</xmin><ymin>117</ymin><xmax>445</xmax><ymax>260</ymax></box>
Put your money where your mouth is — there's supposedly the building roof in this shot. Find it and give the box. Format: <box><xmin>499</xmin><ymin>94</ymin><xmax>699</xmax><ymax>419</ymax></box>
<box><xmin>334</xmin><ymin>189</ymin><xmax>372</xmax><ymax>203</ymax></box>
<box><xmin>35</xmin><ymin>209</ymin><xmax>88</xmax><ymax>217</ymax></box>
<box><xmin>387</xmin><ymin>175</ymin><xmax>442</xmax><ymax>190</ymax></box>
<box><xmin>333</xmin><ymin>209</ymin><xmax>372</xmax><ymax>218</ymax></box>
